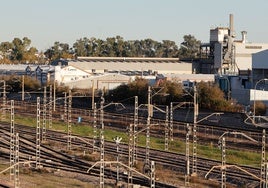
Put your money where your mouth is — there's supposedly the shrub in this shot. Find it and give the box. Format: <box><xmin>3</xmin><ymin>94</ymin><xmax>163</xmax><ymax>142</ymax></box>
<box><xmin>254</xmin><ymin>101</ymin><xmax>267</xmax><ymax>116</ymax></box>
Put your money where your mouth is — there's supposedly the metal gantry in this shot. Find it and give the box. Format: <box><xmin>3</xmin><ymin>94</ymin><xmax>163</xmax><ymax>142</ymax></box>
<box><xmin>93</xmin><ymin>103</ymin><xmax>98</xmax><ymax>153</ymax></box>
<box><xmin>67</xmin><ymin>90</ymin><xmax>72</xmax><ymax>151</ymax></box>
<box><xmin>146</xmin><ymin>86</ymin><xmax>152</xmax><ymax>167</ymax></box>
<box><xmin>146</xmin><ymin>116</ymin><xmax>150</xmax><ymax>167</ymax></box>
<box><xmin>64</xmin><ymin>92</ymin><xmax>67</xmax><ymax>123</ymax></box>
<box><xmin>192</xmin><ymin>85</ymin><xmax>198</xmax><ymax>176</ymax></box>
<box><xmin>99</xmin><ymin>93</ymin><xmax>105</xmax><ymax>188</ymax></box>
<box><xmin>265</xmin><ymin>163</ymin><xmax>268</xmax><ymax>188</ymax></box>
<box><xmin>114</xmin><ymin>136</ymin><xmax>122</xmax><ymax>185</ymax></box>
<box><xmin>14</xmin><ymin>133</ymin><xmax>20</xmax><ymax>188</ymax></box>
<box><xmin>42</xmin><ymin>86</ymin><xmax>47</xmax><ymax>142</ymax></box>
<box><xmin>22</xmin><ymin>75</ymin><xmax>24</xmax><ymax>101</ymax></box>
<box><xmin>164</xmin><ymin>106</ymin><xmax>169</xmax><ymax>151</ymax></box>
<box><xmin>48</xmin><ymin>85</ymin><xmax>52</xmax><ymax>129</ymax></box>
<box><xmin>1</xmin><ymin>81</ymin><xmax>6</xmax><ymax>121</ymax></box>
<box><xmin>169</xmin><ymin>102</ymin><xmax>173</xmax><ymax>141</ymax></box>
<box><xmin>10</xmin><ymin>100</ymin><xmax>15</xmax><ymax>181</ymax></box>
<box><xmin>36</xmin><ymin>97</ymin><xmax>41</xmax><ymax>168</ymax></box>
<box><xmin>261</xmin><ymin>129</ymin><xmax>267</xmax><ymax>188</ymax></box>
<box><xmin>185</xmin><ymin>123</ymin><xmax>190</xmax><ymax>186</ymax></box>
<box><xmin>209</xmin><ymin>131</ymin><xmax>259</xmax><ymax>187</ymax></box>
<box><xmin>150</xmin><ymin>161</ymin><xmax>155</xmax><ymax>188</ymax></box>
<box><xmin>128</xmin><ymin>123</ymin><xmax>134</xmax><ymax>186</ymax></box>
<box><xmin>133</xmin><ymin>96</ymin><xmax>138</xmax><ymax>164</ymax></box>
<box><xmin>221</xmin><ymin>137</ymin><xmax>226</xmax><ymax>188</ymax></box>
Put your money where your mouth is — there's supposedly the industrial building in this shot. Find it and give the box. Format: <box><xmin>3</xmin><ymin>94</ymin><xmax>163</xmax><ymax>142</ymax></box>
<box><xmin>50</xmin><ymin>57</ymin><xmax>214</xmax><ymax>90</ymax></box>
<box><xmin>197</xmin><ymin>14</ymin><xmax>268</xmax><ymax>106</ymax></box>
<box><xmin>0</xmin><ymin>14</ymin><xmax>266</xmax><ymax>107</ymax></box>
<box><xmin>52</xmin><ymin>57</ymin><xmax>195</xmax><ymax>75</ymax></box>
<box><xmin>200</xmin><ymin>14</ymin><xmax>268</xmax><ymax>78</ymax></box>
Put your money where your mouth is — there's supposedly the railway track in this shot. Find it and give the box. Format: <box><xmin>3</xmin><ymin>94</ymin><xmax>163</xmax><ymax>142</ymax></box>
<box><xmin>7</xmin><ymin>100</ymin><xmax>266</xmax><ymax>153</ymax></box>
<box><xmin>0</xmin><ymin>123</ymin><xmax>177</xmax><ymax>187</ymax></box>
<box><xmin>0</xmin><ymin>120</ymin><xmax>263</xmax><ymax>187</ymax></box>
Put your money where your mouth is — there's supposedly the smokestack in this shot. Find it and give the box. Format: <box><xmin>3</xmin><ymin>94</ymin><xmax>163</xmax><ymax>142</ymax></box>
<box><xmin>229</xmin><ymin>14</ymin><xmax>234</xmax><ymax>37</ymax></box>
<box><xmin>241</xmin><ymin>31</ymin><xmax>247</xmax><ymax>43</ymax></box>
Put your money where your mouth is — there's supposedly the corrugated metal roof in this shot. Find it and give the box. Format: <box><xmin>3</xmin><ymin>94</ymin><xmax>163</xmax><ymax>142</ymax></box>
<box><xmin>64</xmin><ymin>57</ymin><xmax>183</xmax><ymax>64</ymax></box>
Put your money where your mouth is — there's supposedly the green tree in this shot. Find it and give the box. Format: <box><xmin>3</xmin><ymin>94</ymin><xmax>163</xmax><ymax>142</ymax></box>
<box><xmin>162</xmin><ymin>40</ymin><xmax>179</xmax><ymax>57</ymax></box>
<box><xmin>1</xmin><ymin>37</ymin><xmax>39</xmax><ymax>63</ymax></box>
<box><xmin>45</xmin><ymin>42</ymin><xmax>73</xmax><ymax>61</ymax></box>
<box><xmin>73</xmin><ymin>37</ymin><xmax>89</xmax><ymax>57</ymax></box>
<box><xmin>107</xmin><ymin>78</ymin><xmax>149</xmax><ymax>104</ymax></box>
<box><xmin>179</xmin><ymin>34</ymin><xmax>201</xmax><ymax>58</ymax></box>
<box><xmin>23</xmin><ymin>47</ymin><xmax>38</xmax><ymax>63</ymax></box>
<box><xmin>108</xmin><ymin>78</ymin><xmax>183</xmax><ymax>105</ymax></box>
<box><xmin>197</xmin><ymin>81</ymin><xmax>239</xmax><ymax>111</ymax></box>
<box><xmin>156</xmin><ymin>79</ymin><xmax>183</xmax><ymax>103</ymax></box>
<box><xmin>0</xmin><ymin>41</ymin><xmax>13</xmax><ymax>59</ymax></box>
<box><xmin>1</xmin><ymin>75</ymin><xmax>41</xmax><ymax>92</ymax></box>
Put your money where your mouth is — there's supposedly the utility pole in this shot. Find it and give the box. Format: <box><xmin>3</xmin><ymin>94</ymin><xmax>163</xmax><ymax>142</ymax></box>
<box><xmin>150</xmin><ymin>161</ymin><xmax>155</xmax><ymax>188</ymax></box>
<box><xmin>2</xmin><ymin>81</ymin><xmax>6</xmax><ymax>121</ymax></box>
<box><xmin>169</xmin><ymin>102</ymin><xmax>173</xmax><ymax>141</ymax></box>
<box><xmin>128</xmin><ymin>123</ymin><xmax>134</xmax><ymax>186</ymax></box>
<box><xmin>185</xmin><ymin>123</ymin><xmax>190</xmax><ymax>186</ymax></box>
<box><xmin>36</xmin><ymin>97</ymin><xmax>41</xmax><ymax>169</ymax></box>
<box><xmin>221</xmin><ymin>137</ymin><xmax>226</xmax><ymax>188</ymax></box>
<box><xmin>42</xmin><ymin>86</ymin><xmax>47</xmax><ymax>142</ymax></box>
<box><xmin>261</xmin><ymin>129</ymin><xmax>266</xmax><ymax>188</ymax></box>
<box><xmin>114</xmin><ymin>136</ymin><xmax>122</xmax><ymax>185</ymax></box>
<box><xmin>146</xmin><ymin>86</ymin><xmax>151</xmax><ymax>167</ymax></box>
<box><xmin>92</xmin><ymin>80</ymin><xmax>95</xmax><ymax>110</ymax></box>
<box><xmin>49</xmin><ymin>85</ymin><xmax>52</xmax><ymax>129</ymax></box>
<box><xmin>14</xmin><ymin>133</ymin><xmax>20</xmax><ymax>188</ymax></box>
<box><xmin>53</xmin><ymin>81</ymin><xmax>56</xmax><ymax>111</ymax></box>
<box><xmin>93</xmin><ymin>103</ymin><xmax>97</xmax><ymax>153</ymax></box>
<box><xmin>133</xmin><ymin>96</ymin><xmax>138</xmax><ymax>164</ymax></box>
<box><xmin>99</xmin><ymin>92</ymin><xmax>105</xmax><ymax>188</ymax></box>
<box><xmin>10</xmin><ymin>100</ymin><xmax>15</xmax><ymax>181</ymax></box>
<box><xmin>192</xmin><ymin>85</ymin><xmax>198</xmax><ymax>176</ymax></box>
<box><xmin>64</xmin><ymin>92</ymin><xmax>67</xmax><ymax>123</ymax></box>
<box><xmin>165</xmin><ymin>106</ymin><xmax>169</xmax><ymax>151</ymax></box>
<box><xmin>67</xmin><ymin>89</ymin><xmax>72</xmax><ymax>151</ymax></box>
<box><xmin>22</xmin><ymin>75</ymin><xmax>24</xmax><ymax>101</ymax></box>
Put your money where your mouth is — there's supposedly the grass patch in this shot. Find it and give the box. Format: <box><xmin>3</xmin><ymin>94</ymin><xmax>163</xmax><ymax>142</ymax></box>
<box><xmin>3</xmin><ymin>114</ymin><xmax>263</xmax><ymax>168</ymax></box>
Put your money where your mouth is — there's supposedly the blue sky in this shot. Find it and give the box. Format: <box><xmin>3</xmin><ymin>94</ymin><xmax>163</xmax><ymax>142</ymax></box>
<box><xmin>1</xmin><ymin>0</ymin><xmax>268</xmax><ymax>51</ymax></box>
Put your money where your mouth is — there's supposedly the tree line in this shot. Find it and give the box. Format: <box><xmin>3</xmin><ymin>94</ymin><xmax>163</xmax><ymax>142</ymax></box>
<box><xmin>107</xmin><ymin>78</ymin><xmax>242</xmax><ymax>113</ymax></box>
<box><xmin>0</xmin><ymin>35</ymin><xmax>201</xmax><ymax>64</ymax></box>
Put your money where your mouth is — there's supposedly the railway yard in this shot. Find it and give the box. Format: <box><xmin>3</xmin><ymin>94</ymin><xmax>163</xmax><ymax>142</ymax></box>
<box><xmin>0</xmin><ymin>96</ymin><xmax>267</xmax><ymax>188</ymax></box>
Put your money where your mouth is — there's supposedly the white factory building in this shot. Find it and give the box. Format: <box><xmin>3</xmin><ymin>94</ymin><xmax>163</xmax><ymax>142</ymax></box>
<box><xmin>52</xmin><ymin>57</ymin><xmax>194</xmax><ymax>75</ymax></box>
<box><xmin>51</xmin><ymin>57</ymin><xmax>214</xmax><ymax>90</ymax></box>
<box><xmin>197</xmin><ymin>14</ymin><xmax>268</xmax><ymax>106</ymax></box>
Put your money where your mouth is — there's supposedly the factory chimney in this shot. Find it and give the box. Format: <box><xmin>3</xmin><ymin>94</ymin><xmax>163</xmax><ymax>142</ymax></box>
<box><xmin>229</xmin><ymin>14</ymin><xmax>234</xmax><ymax>37</ymax></box>
<box><xmin>241</xmin><ymin>31</ymin><xmax>247</xmax><ymax>43</ymax></box>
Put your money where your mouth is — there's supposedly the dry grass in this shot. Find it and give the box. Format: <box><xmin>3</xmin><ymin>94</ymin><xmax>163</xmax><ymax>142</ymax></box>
<box><xmin>0</xmin><ymin>167</ymin><xmax>116</xmax><ymax>188</ymax></box>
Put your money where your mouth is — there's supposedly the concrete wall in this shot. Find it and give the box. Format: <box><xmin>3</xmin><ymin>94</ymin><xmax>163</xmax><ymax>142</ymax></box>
<box><xmin>63</xmin><ymin>73</ymin><xmax>131</xmax><ymax>90</ymax></box>
<box><xmin>250</xmin><ymin>89</ymin><xmax>268</xmax><ymax>104</ymax></box>
<box><xmin>54</xmin><ymin>65</ymin><xmax>91</xmax><ymax>84</ymax></box>
<box><xmin>234</xmin><ymin>43</ymin><xmax>268</xmax><ymax>71</ymax></box>
<box><xmin>253</xmin><ymin>50</ymin><xmax>268</xmax><ymax>69</ymax></box>
<box><xmin>232</xmin><ymin>88</ymin><xmax>250</xmax><ymax>105</ymax></box>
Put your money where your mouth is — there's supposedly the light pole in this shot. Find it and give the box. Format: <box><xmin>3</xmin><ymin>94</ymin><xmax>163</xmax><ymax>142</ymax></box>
<box><xmin>253</xmin><ymin>78</ymin><xmax>268</xmax><ymax>123</ymax></box>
